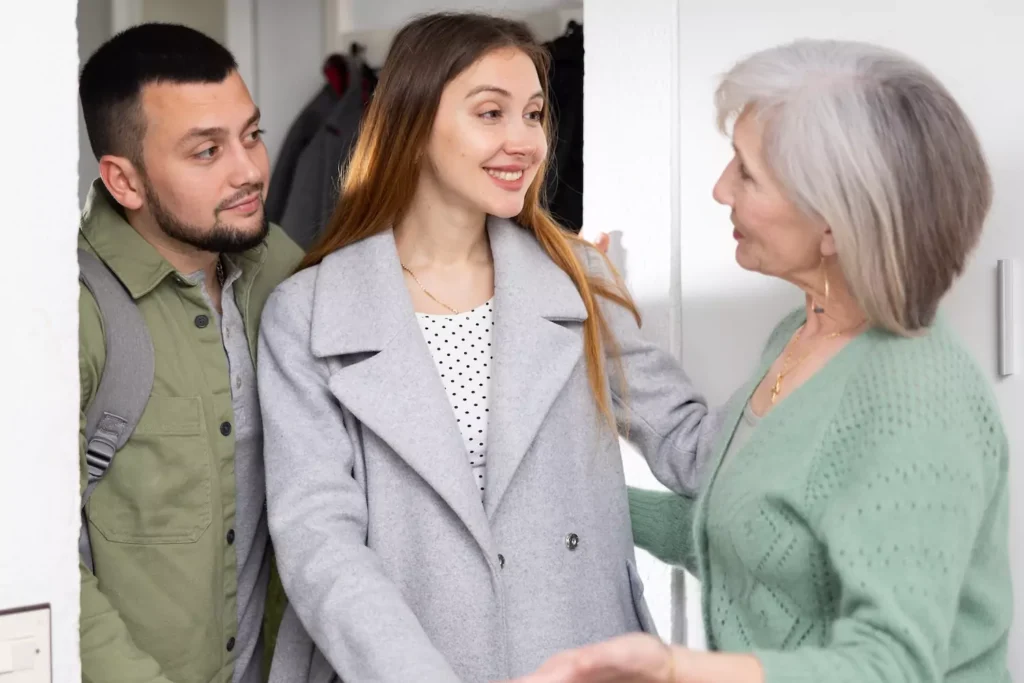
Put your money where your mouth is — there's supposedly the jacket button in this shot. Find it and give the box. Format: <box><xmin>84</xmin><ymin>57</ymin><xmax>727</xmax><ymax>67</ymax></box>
<box><xmin>226</xmin><ymin>637</ymin><xmax>235</xmax><ymax>652</ymax></box>
<box><xmin>226</xmin><ymin>529</ymin><xmax>235</xmax><ymax>545</ymax></box>
<box><xmin>497</xmin><ymin>554</ymin><xmax>505</xmax><ymax>569</ymax></box>
<box><xmin>194</xmin><ymin>314</ymin><xmax>210</xmax><ymax>328</ymax></box>
<box><xmin>220</xmin><ymin>422</ymin><xmax>232</xmax><ymax>436</ymax></box>
<box><xmin>565</xmin><ymin>533</ymin><xmax>580</xmax><ymax>551</ymax></box>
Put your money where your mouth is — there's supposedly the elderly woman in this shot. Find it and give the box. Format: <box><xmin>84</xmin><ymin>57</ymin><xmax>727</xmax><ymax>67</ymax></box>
<box><xmin>511</xmin><ymin>38</ymin><xmax>1014</xmax><ymax>683</ymax></box>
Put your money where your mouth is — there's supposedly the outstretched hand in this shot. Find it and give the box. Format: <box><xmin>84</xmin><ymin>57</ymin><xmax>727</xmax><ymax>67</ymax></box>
<box><xmin>502</xmin><ymin>633</ymin><xmax>677</xmax><ymax>683</ymax></box>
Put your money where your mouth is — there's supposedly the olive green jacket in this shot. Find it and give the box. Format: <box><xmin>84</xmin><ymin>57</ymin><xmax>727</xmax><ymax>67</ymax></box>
<box><xmin>78</xmin><ymin>181</ymin><xmax>302</xmax><ymax>683</ymax></box>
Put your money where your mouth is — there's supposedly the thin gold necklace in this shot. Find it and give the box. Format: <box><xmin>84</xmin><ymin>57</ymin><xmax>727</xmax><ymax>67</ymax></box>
<box><xmin>770</xmin><ymin>323</ymin><xmax>859</xmax><ymax>404</ymax></box>
<box><xmin>401</xmin><ymin>263</ymin><xmax>460</xmax><ymax>315</ymax></box>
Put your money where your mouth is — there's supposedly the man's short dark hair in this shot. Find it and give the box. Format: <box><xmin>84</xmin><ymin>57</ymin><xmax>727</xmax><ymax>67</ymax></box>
<box><xmin>79</xmin><ymin>23</ymin><xmax>238</xmax><ymax>166</ymax></box>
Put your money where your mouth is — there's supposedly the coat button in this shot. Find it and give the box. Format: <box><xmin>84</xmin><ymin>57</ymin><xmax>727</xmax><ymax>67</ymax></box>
<box><xmin>497</xmin><ymin>554</ymin><xmax>505</xmax><ymax>569</ymax></box>
<box><xmin>194</xmin><ymin>314</ymin><xmax>210</xmax><ymax>328</ymax></box>
<box><xmin>565</xmin><ymin>533</ymin><xmax>580</xmax><ymax>551</ymax></box>
<box><xmin>220</xmin><ymin>421</ymin><xmax>232</xmax><ymax>436</ymax></box>
<box><xmin>226</xmin><ymin>637</ymin><xmax>236</xmax><ymax>652</ymax></box>
<box><xmin>226</xmin><ymin>529</ymin><xmax>235</xmax><ymax>545</ymax></box>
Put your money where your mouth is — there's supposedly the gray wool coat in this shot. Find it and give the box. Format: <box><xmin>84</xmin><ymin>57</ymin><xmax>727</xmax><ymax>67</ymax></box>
<box><xmin>257</xmin><ymin>217</ymin><xmax>713</xmax><ymax>683</ymax></box>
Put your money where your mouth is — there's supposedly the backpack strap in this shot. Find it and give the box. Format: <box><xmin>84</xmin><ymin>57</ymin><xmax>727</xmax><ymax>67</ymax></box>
<box><xmin>77</xmin><ymin>249</ymin><xmax>155</xmax><ymax>572</ymax></box>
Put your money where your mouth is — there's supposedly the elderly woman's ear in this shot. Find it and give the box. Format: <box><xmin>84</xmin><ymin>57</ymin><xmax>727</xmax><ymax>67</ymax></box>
<box><xmin>819</xmin><ymin>227</ymin><xmax>836</xmax><ymax>258</ymax></box>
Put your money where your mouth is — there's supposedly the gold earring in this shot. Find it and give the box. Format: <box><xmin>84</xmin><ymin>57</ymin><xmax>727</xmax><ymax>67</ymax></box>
<box><xmin>813</xmin><ymin>259</ymin><xmax>829</xmax><ymax>314</ymax></box>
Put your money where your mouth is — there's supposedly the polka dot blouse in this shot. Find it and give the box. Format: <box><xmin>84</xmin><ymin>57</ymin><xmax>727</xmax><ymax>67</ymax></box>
<box><xmin>416</xmin><ymin>299</ymin><xmax>494</xmax><ymax>500</ymax></box>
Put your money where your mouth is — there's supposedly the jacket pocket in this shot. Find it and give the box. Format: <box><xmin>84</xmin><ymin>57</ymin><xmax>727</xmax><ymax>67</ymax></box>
<box><xmin>626</xmin><ymin>559</ymin><xmax>658</xmax><ymax>635</ymax></box>
<box><xmin>88</xmin><ymin>395</ymin><xmax>213</xmax><ymax>544</ymax></box>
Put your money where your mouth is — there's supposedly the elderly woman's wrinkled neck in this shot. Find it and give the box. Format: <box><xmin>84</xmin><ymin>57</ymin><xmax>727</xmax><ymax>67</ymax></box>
<box><xmin>800</xmin><ymin>258</ymin><xmax>867</xmax><ymax>338</ymax></box>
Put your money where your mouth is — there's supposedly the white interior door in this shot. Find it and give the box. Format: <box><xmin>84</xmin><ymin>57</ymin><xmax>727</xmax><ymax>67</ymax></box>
<box><xmin>674</xmin><ymin>2</ymin><xmax>1024</xmax><ymax>674</ymax></box>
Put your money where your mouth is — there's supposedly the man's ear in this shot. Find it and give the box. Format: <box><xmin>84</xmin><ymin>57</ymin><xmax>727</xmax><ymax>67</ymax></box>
<box><xmin>98</xmin><ymin>155</ymin><xmax>145</xmax><ymax>211</ymax></box>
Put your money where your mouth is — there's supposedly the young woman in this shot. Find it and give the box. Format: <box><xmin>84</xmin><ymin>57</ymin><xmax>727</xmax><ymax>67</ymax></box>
<box><xmin>257</xmin><ymin>12</ymin><xmax>715</xmax><ymax>683</ymax></box>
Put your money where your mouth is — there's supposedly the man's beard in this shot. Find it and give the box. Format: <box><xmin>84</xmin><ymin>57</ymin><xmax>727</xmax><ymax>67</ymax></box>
<box><xmin>143</xmin><ymin>176</ymin><xmax>269</xmax><ymax>254</ymax></box>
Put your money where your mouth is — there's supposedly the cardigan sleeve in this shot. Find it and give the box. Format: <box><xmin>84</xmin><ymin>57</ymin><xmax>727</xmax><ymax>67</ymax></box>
<box><xmin>754</xmin><ymin>424</ymin><xmax>1008</xmax><ymax>683</ymax></box>
<box><xmin>627</xmin><ymin>487</ymin><xmax>700</xmax><ymax>574</ymax></box>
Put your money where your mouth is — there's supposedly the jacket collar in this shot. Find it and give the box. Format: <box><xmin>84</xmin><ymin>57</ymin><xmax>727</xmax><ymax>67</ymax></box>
<box><xmin>80</xmin><ymin>179</ymin><xmax>268</xmax><ymax>299</ymax></box>
<box><xmin>308</xmin><ymin>215</ymin><xmax>589</xmax><ymax>549</ymax></box>
<box><xmin>310</xmin><ymin>214</ymin><xmax>587</xmax><ymax>358</ymax></box>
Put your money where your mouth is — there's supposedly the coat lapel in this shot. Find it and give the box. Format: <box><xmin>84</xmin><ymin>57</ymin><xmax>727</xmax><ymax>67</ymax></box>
<box><xmin>483</xmin><ymin>217</ymin><xmax>587</xmax><ymax>517</ymax></box>
<box><xmin>309</xmin><ymin>231</ymin><xmax>493</xmax><ymax>556</ymax></box>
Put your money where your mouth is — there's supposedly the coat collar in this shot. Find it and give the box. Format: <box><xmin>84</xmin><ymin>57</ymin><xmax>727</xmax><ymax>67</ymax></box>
<box><xmin>309</xmin><ymin>215</ymin><xmax>589</xmax><ymax>552</ymax></box>
<box><xmin>309</xmin><ymin>215</ymin><xmax>587</xmax><ymax>357</ymax></box>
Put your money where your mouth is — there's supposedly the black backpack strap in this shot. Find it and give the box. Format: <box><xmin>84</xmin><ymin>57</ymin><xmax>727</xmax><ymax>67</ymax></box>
<box><xmin>77</xmin><ymin>249</ymin><xmax>155</xmax><ymax>571</ymax></box>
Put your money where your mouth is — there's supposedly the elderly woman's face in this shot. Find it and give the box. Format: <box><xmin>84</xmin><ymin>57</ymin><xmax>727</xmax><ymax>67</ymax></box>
<box><xmin>712</xmin><ymin>110</ymin><xmax>829</xmax><ymax>282</ymax></box>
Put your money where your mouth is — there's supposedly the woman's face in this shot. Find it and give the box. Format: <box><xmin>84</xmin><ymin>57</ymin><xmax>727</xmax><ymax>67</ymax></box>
<box><xmin>712</xmin><ymin>109</ymin><xmax>832</xmax><ymax>282</ymax></box>
<box><xmin>421</xmin><ymin>47</ymin><xmax>548</xmax><ymax>219</ymax></box>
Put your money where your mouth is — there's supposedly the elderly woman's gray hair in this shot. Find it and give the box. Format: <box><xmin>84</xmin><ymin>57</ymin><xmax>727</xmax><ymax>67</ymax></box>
<box><xmin>715</xmin><ymin>39</ymin><xmax>991</xmax><ymax>336</ymax></box>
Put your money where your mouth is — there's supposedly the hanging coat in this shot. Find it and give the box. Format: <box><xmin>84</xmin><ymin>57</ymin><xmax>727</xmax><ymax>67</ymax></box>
<box><xmin>266</xmin><ymin>84</ymin><xmax>340</xmax><ymax>225</ymax></box>
<box><xmin>278</xmin><ymin>84</ymin><xmax>365</xmax><ymax>251</ymax></box>
<box><xmin>544</xmin><ymin>25</ymin><xmax>584</xmax><ymax>233</ymax></box>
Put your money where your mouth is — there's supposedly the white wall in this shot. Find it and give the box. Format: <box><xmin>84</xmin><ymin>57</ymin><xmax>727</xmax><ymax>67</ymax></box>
<box><xmin>674</xmin><ymin>0</ymin><xmax>1024</xmax><ymax>674</ymax></box>
<box><xmin>254</xmin><ymin>0</ymin><xmax>325</xmax><ymax>165</ymax></box>
<box><xmin>582</xmin><ymin>0</ymin><xmax>685</xmax><ymax>642</ymax></box>
<box><xmin>0</xmin><ymin>1</ymin><xmax>82</xmax><ymax>681</ymax></box>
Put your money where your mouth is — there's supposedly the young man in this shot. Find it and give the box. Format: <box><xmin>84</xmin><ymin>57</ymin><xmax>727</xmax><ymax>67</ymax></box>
<box><xmin>77</xmin><ymin>24</ymin><xmax>301</xmax><ymax>683</ymax></box>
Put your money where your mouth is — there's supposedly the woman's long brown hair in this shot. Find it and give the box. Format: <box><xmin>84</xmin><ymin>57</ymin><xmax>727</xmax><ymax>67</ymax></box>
<box><xmin>301</xmin><ymin>12</ymin><xmax>641</xmax><ymax>426</ymax></box>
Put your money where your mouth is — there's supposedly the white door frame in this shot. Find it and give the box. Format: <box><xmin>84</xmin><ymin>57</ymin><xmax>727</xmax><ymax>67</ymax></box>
<box><xmin>582</xmin><ymin>0</ymin><xmax>689</xmax><ymax>645</ymax></box>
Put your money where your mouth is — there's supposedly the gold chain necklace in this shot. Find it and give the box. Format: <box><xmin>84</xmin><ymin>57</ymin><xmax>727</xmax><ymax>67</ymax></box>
<box><xmin>770</xmin><ymin>325</ymin><xmax>844</xmax><ymax>404</ymax></box>
<box><xmin>401</xmin><ymin>263</ymin><xmax>461</xmax><ymax>315</ymax></box>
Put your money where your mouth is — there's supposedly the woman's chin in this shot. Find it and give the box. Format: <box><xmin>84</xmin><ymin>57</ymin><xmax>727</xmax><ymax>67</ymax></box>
<box><xmin>734</xmin><ymin>246</ymin><xmax>757</xmax><ymax>272</ymax></box>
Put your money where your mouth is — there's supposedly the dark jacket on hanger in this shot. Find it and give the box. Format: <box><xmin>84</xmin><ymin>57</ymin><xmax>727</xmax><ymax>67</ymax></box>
<box><xmin>265</xmin><ymin>84</ymin><xmax>339</xmax><ymax>225</ymax></box>
<box><xmin>544</xmin><ymin>25</ymin><xmax>584</xmax><ymax>233</ymax></box>
<box><xmin>279</xmin><ymin>84</ymin><xmax>364</xmax><ymax>250</ymax></box>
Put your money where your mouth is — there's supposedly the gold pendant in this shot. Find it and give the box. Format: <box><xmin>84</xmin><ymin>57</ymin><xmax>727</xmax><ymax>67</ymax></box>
<box><xmin>770</xmin><ymin>374</ymin><xmax>782</xmax><ymax>404</ymax></box>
